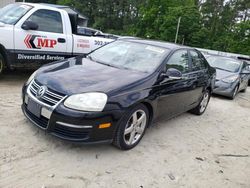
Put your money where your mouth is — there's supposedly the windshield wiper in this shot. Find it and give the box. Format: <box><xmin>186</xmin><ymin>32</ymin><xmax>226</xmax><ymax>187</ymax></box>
<box><xmin>87</xmin><ymin>55</ymin><xmax>119</xmax><ymax>68</ymax></box>
<box><xmin>214</xmin><ymin>66</ymin><xmax>231</xmax><ymax>72</ymax></box>
<box><xmin>98</xmin><ymin>61</ymin><xmax>118</xmax><ymax>68</ymax></box>
<box><xmin>86</xmin><ymin>55</ymin><xmax>94</xmax><ymax>61</ymax></box>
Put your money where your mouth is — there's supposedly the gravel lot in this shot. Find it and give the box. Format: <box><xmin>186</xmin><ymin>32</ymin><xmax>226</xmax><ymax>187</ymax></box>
<box><xmin>0</xmin><ymin>71</ymin><xmax>250</xmax><ymax>188</ymax></box>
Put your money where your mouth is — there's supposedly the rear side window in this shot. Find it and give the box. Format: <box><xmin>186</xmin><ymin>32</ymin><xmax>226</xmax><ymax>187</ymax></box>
<box><xmin>27</xmin><ymin>9</ymin><xmax>63</xmax><ymax>33</ymax></box>
<box><xmin>190</xmin><ymin>50</ymin><xmax>206</xmax><ymax>71</ymax></box>
<box><xmin>242</xmin><ymin>62</ymin><xmax>248</xmax><ymax>71</ymax></box>
<box><xmin>247</xmin><ymin>65</ymin><xmax>250</xmax><ymax>71</ymax></box>
<box><xmin>166</xmin><ymin>50</ymin><xmax>189</xmax><ymax>73</ymax></box>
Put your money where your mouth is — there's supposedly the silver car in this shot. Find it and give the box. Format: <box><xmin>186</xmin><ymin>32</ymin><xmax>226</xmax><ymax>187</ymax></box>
<box><xmin>206</xmin><ymin>55</ymin><xmax>250</xmax><ymax>99</ymax></box>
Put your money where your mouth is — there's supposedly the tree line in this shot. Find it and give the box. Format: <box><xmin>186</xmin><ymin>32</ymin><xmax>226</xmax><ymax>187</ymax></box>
<box><xmin>21</xmin><ymin>0</ymin><xmax>250</xmax><ymax>55</ymax></box>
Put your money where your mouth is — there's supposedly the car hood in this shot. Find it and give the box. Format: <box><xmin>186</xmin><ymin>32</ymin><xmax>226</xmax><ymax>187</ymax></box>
<box><xmin>215</xmin><ymin>68</ymin><xmax>238</xmax><ymax>80</ymax></box>
<box><xmin>35</xmin><ymin>57</ymin><xmax>148</xmax><ymax>95</ymax></box>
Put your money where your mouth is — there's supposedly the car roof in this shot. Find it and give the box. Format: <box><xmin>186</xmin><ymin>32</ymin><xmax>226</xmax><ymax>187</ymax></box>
<box><xmin>16</xmin><ymin>3</ymin><xmax>88</xmax><ymax>20</ymax></box>
<box><xmin>39</xmin><ymin>3</ymin><xmax>69</xmax><ymax>9</ymax></box>
<box><xmin>120</xmin><ymin>38</ymin><xmax>193</xmax><ymax>50</ymax></box>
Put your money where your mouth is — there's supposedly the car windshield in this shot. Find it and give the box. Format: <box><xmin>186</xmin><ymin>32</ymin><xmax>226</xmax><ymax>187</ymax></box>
<box><xmin>0</xmin><ymin>4</ymin><xmax>32</xmax><ymax>25</ymax></box>
<box><xmin>207</xmin><ymin>56</ymin><xmax>241</xmax><ymax>73</ymax></box>
<box><xmin>88</xmin><ymin>41</ymin><xmax>169</xmax><ymax>73</ymax></box>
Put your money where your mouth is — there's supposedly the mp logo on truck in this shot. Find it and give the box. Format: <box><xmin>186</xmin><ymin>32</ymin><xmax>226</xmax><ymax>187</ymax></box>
<box><xmin>24</xmin><ymin>35</ymin><xmax>57</xmax><ymax>49</ymax></box>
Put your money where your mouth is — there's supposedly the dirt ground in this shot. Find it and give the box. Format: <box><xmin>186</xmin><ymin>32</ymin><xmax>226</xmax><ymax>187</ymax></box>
<box><xmin>0</xmin><ymin>71</ymin><xmax>250</xmax><ymax>188</ymax></box>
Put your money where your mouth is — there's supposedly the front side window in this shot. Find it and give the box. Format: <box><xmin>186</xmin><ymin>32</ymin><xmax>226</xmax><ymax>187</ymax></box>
<box><xmin>27</xmin><ymin>9</ymin><xmax>63</xmax><ymax>33</ymax></box>
<box><xmin>89</xmin><ymin>41</ymin><xmax>169</xmax><ymax>73</ymax></box>
<box><xmin>166</xmin><ymin>50</ymin><xmax>189</xmax><ymax>73</ymax></box>
<box><xmin>190</xmin><ymin>50</ymin><xmax>206</xmax><ymax>71</ymax></box>
<box><xmin>0</xmin><ymin>4</ymin><xmax>32</xmax><ymax>25</ymax></box>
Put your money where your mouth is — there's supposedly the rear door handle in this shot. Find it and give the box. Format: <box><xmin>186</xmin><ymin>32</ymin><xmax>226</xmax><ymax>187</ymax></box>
<box><xmin>58</xmin><ymin>38</ymin><xmax>66</xmax><ymax>43</ymax></box>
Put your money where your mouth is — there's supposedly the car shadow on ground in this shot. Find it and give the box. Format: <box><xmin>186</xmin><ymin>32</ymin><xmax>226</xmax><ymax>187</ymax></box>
<box><xmin>0</xmin><ymin>70</ymin><xmax>33</xmax><ymax>83</ymax></box>
<box><xmin>24</xmin><ymin>110</ymin><xmax>193</xmax><ymax>154</ymax></box>
<box><xmin>212</xmin><ymin>88</ymin><xmax>250</xmax><ymax>101</ymax></box>
<box><xmin>211</xmin><ymin>93</ymin><xmax>231</xmax><ymax>100</ymax></box>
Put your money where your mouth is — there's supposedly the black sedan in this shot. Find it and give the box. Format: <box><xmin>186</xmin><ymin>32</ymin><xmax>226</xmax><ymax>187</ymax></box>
<box><xmin>22</xmin><ymin>39</ymin><xmax>216</xmax><ymax>150</ymax></box>
<box><xmin>206</xmin><ymin>55</ymin><xmax>250</xmax><ymax>99</ymax></box>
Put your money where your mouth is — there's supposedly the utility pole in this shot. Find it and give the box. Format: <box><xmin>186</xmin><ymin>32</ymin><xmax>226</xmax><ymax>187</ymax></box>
<box><xmin>175</xmin><ymin>17</ymin><xmax>181</xmax><ymax>44</ymax></box>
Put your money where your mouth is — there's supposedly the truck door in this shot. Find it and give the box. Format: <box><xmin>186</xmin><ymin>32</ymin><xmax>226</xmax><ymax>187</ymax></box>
<box><xmin>72</xmin><ymin>35</ymin><xmax>114</xmax><ymax>55</ymax></box>
<box><xmin>14</xmin><ymin>9</ymin><xmax>70</xmax><ymax>66</ymax></box>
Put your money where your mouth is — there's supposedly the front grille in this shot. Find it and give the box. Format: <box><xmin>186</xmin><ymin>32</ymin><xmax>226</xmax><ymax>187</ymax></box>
<box><xmin>24</xmin><ymin>105</ymin><xmax>49</xmax><ymax>129</ymax></box>
<box><xmin>53</xmin><ymin>123</ymin><xmax>90</xmax><ymax>140</ymax></box>
<box><xmin>29</xmin><ymin>80</ymin><xmax>66</xmax><ymax>106</ymax></box>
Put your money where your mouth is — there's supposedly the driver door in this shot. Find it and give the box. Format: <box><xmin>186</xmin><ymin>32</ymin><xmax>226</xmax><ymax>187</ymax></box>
<box><xmin>14</xmin><ymin>9</ymin><xmax>69</xmax><ymax>65</ymax></box>
<box><xmin>155</xmin><ymin>49</ymin><xmax>192</xmax><ymax>120</ymax></box>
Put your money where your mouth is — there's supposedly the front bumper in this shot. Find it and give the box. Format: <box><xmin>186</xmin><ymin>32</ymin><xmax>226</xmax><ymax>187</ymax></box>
<box><xmin>213</xmin><ymin>80</ymin><xmax>238</xmax><ymax>97</ymax></box>
<box><xmin>22</xmin><ymin>85</ymin><xmax>124</xmax><ymax>143</ymax></box>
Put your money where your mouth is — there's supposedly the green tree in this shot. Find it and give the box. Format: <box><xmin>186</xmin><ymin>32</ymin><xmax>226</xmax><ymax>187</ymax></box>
<box><xmin>20</xmin><ymin>0</ymin><xmax>250</xmax><ymax>55</ymax></box>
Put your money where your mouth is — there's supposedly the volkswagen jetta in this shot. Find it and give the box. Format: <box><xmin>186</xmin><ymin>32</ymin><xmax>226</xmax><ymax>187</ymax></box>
<box><xmin>22</xmin><ymin>39</ymin><xmax>216</xmax><ymax>150</ymax></box>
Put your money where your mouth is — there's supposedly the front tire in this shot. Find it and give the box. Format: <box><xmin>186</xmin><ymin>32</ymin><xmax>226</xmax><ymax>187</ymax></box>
<box><xmin>189</xmin><ymin>89</ymin><xmax>210</xmax><ymax>115</ymax></box>
<box><xmin>113</xmin><ymin>104</ymin><xmax>149</xmax><ymax>150</ymax></box>
<box><xmin>230</xmin><ymin>85</ymin><xmax>239</xmax><ymax>100</ymax></box>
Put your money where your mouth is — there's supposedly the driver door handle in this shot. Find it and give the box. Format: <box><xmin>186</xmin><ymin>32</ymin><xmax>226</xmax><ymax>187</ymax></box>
<box><xmin>58</xmin><ymin>38</ymin><xmax>66</xmax><ymax>43</ymax></box>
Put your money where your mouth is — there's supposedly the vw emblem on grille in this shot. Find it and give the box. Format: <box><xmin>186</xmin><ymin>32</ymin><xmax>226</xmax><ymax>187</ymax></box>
<box><xmin>36</xmin><ymin>86</ymin><xmax>47</xmax><ymax>98</ymax></box>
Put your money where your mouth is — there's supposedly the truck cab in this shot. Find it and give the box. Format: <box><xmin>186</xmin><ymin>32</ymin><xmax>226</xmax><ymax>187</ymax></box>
<box><xmin>0</xmin><ymin>3</ymin><xmax>115</xmax><ymax>74</ymax></box>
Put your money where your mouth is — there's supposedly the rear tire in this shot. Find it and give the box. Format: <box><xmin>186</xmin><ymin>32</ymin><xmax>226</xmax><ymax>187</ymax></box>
<box><xmin>242</xmin><ymin>86</ymin><xmax>247</xmax><ymax>93</ymax></box>
<box><xmin>0</xmin><ymin>53</ymin><xmax>5</xmax><ymax>75</ymax></box>
<box><xmin>113</xmin><ymin>104</ymin><xmax>149</xmax><ymax>150</ymax></box>
<box><xmin>189</xmin><ymin>89</ymin><xmax>210</xmax><ymax>115</ymax></box>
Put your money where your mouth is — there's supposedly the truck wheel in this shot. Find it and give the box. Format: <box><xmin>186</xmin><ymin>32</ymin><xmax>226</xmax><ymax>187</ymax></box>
<box><xmin>0</xmin><ymin>53</ymin><xmax>5</xmax><ymax>75</ymax></box>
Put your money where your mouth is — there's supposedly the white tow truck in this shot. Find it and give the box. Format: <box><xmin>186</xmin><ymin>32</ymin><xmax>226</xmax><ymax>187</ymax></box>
<box><xmin>0</xmin><ymin>3</ymin><xmax>117</xmax><ymax>74</ymax></box>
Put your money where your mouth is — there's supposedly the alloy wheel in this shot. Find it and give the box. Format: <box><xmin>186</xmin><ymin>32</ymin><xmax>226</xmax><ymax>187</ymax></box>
<box><xmin>123</xmin><ymin>109</ymin><xmax>147</xmax><ymax>146</ymax></box>
<box><xmin>200</xmin><ymin>91</ymin><xmax>209</xmax><ymax>113</ymax></box>
<box><xmin>232</xmin><ymin>85</ymin><xmax>238</xmax><ymax>98</ymax></box>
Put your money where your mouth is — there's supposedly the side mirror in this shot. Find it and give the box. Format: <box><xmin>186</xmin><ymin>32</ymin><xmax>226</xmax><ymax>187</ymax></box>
<box><xmin>21</xmin><ymin>21</ymin><xmax>38</xmax><ymax>30</ymax></box>
<box><xmin>161</xmin><ymin>68</ymin><xmax>183</xmax><ymax>80</ymax></box>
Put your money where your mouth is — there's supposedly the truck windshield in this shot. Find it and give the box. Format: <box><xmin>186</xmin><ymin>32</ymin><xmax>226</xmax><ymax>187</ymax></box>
<box><xmin>0</xmin><ymin>4</ymin><xmax>32</xmax><ymax>25</ymax></box>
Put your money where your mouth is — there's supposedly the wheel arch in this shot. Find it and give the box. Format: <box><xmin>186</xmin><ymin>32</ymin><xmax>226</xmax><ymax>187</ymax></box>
<box><xmin>0</xmin><ymin>44</ymin><xmax>9</xmax><ymax>68</ymax></box>
<box><xmin>206</xmin><ymin>86</ymin><xmax>212</xmax><ymax>94</ymax></box>
<box><xmin>141</xmin><ymin>101</ymin><xmax>154</xmax><ymax>127</ymax></box>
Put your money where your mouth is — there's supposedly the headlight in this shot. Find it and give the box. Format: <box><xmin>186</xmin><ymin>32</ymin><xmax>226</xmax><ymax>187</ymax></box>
<box><xmin>221</xmin><ymin>75</ymin><xmax>239</xmax><ymax>83</ymax></box>
<box><xmin>64</xmin><ymin>92</ymin><xmax>108</xmax><ymax>112</ymax></box>
<box><xmin>26</xmin><ymin>70</ymin><xmax>38</xmax><ymax>86</ymax></box>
